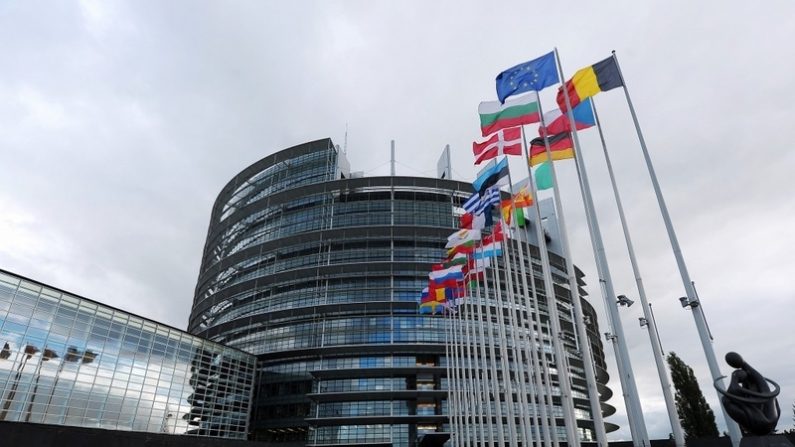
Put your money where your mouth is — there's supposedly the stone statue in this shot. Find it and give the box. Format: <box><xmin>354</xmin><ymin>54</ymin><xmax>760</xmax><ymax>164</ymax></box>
<box><xmin>716</xmin><ymin>352</ymin><xmax>781</xmax><ymax>436</ymax></box>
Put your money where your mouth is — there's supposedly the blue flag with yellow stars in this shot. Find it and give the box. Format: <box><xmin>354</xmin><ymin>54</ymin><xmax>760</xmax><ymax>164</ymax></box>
<box><xmin>496</xmin><ymin>51</ymin><xmax>559</xmax><ymax>103</ymax></box>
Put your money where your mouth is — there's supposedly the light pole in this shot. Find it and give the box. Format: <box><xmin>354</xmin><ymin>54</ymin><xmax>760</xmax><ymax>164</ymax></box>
<box><xmin>628</xmin><ymin>293</ymin><xmax>686</xmax><ymax>447</ymax></box>
<box><xmin>0</xmin><ymin>344</ymin><xmax>39</xmax><ymax>420</ymax></box>
<box><xmin>24</xmin><ymin>348</ymin><xmax>59</xmax><ymax>422</ymax></box>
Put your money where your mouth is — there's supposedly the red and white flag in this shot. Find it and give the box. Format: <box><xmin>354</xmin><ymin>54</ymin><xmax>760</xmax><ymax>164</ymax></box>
<box><xmin>473</xmin><ymin>127</ymin><xmax>522</xmax><ymax>165</ymax></box>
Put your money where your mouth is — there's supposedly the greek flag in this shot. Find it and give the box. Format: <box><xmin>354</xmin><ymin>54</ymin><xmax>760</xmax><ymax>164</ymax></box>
<box><xmin>463</xmin><ymin>192</ymin><xmax>480</xmax><ymax>214</ymax></box>
<box><xmin>477</xmin><ymin>187</ymin><xmax>501</xmax><ymax>215</ymax></box>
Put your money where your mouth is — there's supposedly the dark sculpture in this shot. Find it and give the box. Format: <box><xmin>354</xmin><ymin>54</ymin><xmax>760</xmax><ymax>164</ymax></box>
<box><xmin>715</xmin><ymin>352</ymin><xmax>781</xmax><ymax>436</ymax></box>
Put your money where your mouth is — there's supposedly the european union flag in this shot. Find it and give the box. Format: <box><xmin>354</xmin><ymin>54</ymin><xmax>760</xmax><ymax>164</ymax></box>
<box><xmin>496</xmin><ymin>51</ymin><xmax>559</xmax><ymax>103</ymax></box>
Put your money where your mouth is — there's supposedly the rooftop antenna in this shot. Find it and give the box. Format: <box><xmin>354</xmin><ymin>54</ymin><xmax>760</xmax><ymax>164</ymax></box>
<box><xmin>437</xmin><ymin>144</ymin><xmax>452</xmax><ymax>179</ymax></box>
<box><xmin>343</xmin><ymin>123</ymin><xmax>348</xmax><ymax>154</ymax></box>
<box><xmin>390</xmin><ymin>140</ymin><xmax>396</xmax><ymax>176</ymax></box>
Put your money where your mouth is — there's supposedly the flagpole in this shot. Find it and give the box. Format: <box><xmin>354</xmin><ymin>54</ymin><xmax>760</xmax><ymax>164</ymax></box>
<box><xmin>453</xmin><ymin>300</ymin><xmax>466</xmax><ymax>447</ymax></box>
<box><xmin>453</xmin><ymin>303</ymin><xmax>466</xmax><ymax>447</ymax></box>
<box><xmin>500</xmin><ymin>169</ymin><xmax>531</xmax><ymax>445</ymax></box>
<box><xmin>532</xmin><ymin>101</ymin><xmax>609</xmax><ymax>447</ymax></box>
<box><xmin>610</xmin><ymin>50</ymin><xmax>742</xmax><ymax>447</ymax></box>
<box><xmin>590</xmin><ymin>98</ymin><xmax>686</xmax><ymax>447</ymax></box>
<box><xmin>461</xmin><ymin>275</ymin><xmax>485</xmax><ymax>445</ymax></box>
<box><xmin>445</xmin><ymin>291</ymin><xmax>460</xmax><ymax>446</ymax></box>
<box><xmin>553</xmin><ymin>47</ymin><xmax>651</xmax><ymax>447</ymax></box>
<box><xmin>500</xmin><ymin>177</ymin><xmax>536</xmax><ymax>447</ymax></box>
<box><xmin>504</xmin><ymin>220</ymin><xmax>541</xmax><ymax>445</ymax></box>
<box><xmin>489</xmin><ymin>226</ymin><xmax>520</xmax><ymax>446</ymax></box>
<box><xmin>472</xmin><ymin>257</ymin><xmax>496</xmax><ymax>447</ymax></box>
<box><xmin>442</xmin><ymin>305</ymin><xmax>458</xmax><ymax>447</ymax></box>
<box><xmin>481</xmin><ymin>242</ymin><xmax>507</xmax><ymax>446</ymax></box>
<box><xmin>513</xmin><ymin>224</ymin><xmax>546</xmax><ymax>445</ymax></box>
<box><xmin>516</xmin><ymin>128</ymin><xmax>581</xmax><ymax>447</ymax></box>
<box><xmin>512</xmin><ymin>242</ymin><xmax>546</xmax><ymax>447</ymax></box>
<box><xmin>522</xmin><ymin>127</ymin><xmax>562</xmax><ymax>447</ymax></box>
<box><xmin>501</xmin><ymin>237</ymin><xmax>532</xmax><ymax>447</ymax></box>
<box><xmin>511</xmin><ymin>194</ymin><xmax>555</xmax><ymax>447</ymax></box>
<box><xmin>469</xmin><ymin>280</ymin><xmax>489</xmax><ymax>447</ymax></box>
<box><xmin>448</xmin><ymin>284</ymin><xmax>462</xmax><ymax>446</ymax></box>
<box><xmin>519</xmin><ymin>237</ymin><xmax>552</xmax><ymax>447</ymax></box>
<box><xmin>454</xmin><ymin>284</ymin><xmax>471</xmax><ymax>445</ymax></box>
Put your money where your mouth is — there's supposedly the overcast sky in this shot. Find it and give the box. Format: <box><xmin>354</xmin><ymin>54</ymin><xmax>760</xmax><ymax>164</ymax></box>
<box><xmin>1</xmin><ymin>0</ymin><xmax>794</xmax><ymax>440</ymax></box>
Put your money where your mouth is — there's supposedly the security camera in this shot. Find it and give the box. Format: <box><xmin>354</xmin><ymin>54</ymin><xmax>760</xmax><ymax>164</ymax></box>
<box><xmin>678</xmin><ymin>296</ymin><xmax>690</xmax><ymax>308</ymax></box>
<box><xmin>616</xmin><ymin>295</ymin><xmax>634</xmax><ymax>307</ymax></box>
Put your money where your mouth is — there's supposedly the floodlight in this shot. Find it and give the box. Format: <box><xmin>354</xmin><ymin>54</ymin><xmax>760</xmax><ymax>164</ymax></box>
<box><xmin>616</xmin><ymin>295</ymin><xmax>634</xmax><ymax>307</ymax></box>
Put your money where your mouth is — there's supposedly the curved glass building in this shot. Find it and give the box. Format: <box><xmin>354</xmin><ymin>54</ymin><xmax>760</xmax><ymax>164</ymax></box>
<box><xmin>188</xmin><ymin>139</ymin><xmax>616</xmax><ymax>445</ymax></box>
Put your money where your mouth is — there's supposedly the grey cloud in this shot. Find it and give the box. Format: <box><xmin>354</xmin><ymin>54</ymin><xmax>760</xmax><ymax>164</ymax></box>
<box><xmin>1</xmin><ymin>0</ymin><xmax>793</xmax><ymax>439</ymax></box>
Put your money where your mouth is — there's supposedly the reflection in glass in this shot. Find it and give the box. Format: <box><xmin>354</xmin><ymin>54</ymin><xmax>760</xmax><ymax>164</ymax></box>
<box><xmin>0</xmin><ymin>270</ymin><xmax>255</xmax><ymax>439</ymax></box>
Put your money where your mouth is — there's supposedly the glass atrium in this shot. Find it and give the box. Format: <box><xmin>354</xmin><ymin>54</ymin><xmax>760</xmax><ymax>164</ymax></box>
<box><xmin>0</xmin><ymin>269</ymin><xmax>255</xmax><ymax>439</ymax></box>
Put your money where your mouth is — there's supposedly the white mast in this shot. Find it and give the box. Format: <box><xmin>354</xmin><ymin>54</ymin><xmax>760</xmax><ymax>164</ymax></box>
<box><xmin>610</xmin><ymin>50</ymin><xmax>742</xmax><ymax>447</ymax></box>
<box><xmin>553</xmin><ymin>47</ymin><xmax>650</xmax><ymax>447</ymax></box>
<box><xmin>590</xmin><ymin>98</ymin><xmax>686</xmax><ymax>447</ymax></box>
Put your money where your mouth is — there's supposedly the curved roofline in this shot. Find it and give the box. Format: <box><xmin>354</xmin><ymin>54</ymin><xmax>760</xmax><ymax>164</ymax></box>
<box><xmin>0</xmin><ymin>268</ymin><xmax>254</xmax><ymax>358</ymax></box>
<box><xmin>200</xmin><ymin>176</ymin><xmax>474</xmax><ymax>265</ymax></box>
<box><xmin>213</xmin><ymin>138</ymin><xmax>334</xmax><ymax>214</ymax></box>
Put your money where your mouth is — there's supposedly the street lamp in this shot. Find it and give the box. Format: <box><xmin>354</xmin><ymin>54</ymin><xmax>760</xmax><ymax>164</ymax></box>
<box><xmin>24</xmin><ymin>348</ymin><xmax>58</xmax><ymax>422</ymax></box>
<box><xmin>0</xmin><ymin>344</ymin><xmax>40</xmax><ymax>420</ymax></box>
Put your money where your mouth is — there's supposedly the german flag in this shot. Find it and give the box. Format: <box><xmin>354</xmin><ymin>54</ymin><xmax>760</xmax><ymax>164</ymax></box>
<box><xmin>529</xmin><ymin>133</ymin><xmax>574</xmax><ymax>166</ymax></box>
<box><xmin>557</xmin><ymin>56</ymin><xmax>623</xmax><ymax>111</ymax></box>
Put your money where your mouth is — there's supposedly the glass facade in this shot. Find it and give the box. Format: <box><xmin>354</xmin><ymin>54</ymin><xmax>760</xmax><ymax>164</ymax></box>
<box><xmin>0</xmin><ymin>270</ymin><xmax>255</xmax><ymax>439</ymax></box>
<box><xmin>189</xmin><ymin>138</ymin><xmax>617</xmax><ymax>446</ymax></box>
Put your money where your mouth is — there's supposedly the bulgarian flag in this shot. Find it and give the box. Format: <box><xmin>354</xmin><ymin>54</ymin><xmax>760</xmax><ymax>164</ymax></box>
<box><xmin>556</xmin><ymin>56</ymin><xmax>623</xmax><ymax>111</ymax></box>
<box><xmin>472</xmin><ymin>127</ymin><xmax>522</xmax><ymax>165</ymax></box>
<box><xmin>443</xmin><ymin>252</ymin><xmax>468</xmax><ymax>267</ymax></box>
<box><xmin>529</xmin><ymin>132</ymin><xmax>574</xmax><ymax>166</ymax></box>
<box><xmin>478</xmin><ymin>92</ymin><xmax>540</xmax><ymax>137</ymax></box>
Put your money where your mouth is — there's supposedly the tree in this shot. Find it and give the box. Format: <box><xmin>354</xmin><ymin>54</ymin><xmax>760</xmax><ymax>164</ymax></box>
<box><xmin>667</xmin><ymin>351</ymin><xmax>720</xmax><ymax>439</ymax></box>
<box><xmin>780</xmin><ymin>401</ymin><xmax>795</xmax><ymax>434</ymax></box>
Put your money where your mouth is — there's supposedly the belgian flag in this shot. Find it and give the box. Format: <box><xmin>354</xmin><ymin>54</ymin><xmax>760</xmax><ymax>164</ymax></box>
<box><xmin>557</xmin><ymin>56</ymin><xmax>623</xmax><ymax>111</ymax></box>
